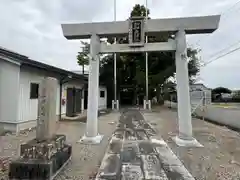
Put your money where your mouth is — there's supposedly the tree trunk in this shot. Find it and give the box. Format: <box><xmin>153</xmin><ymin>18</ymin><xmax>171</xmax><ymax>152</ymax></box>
<box><xmin>82</xmin><ymin>65</ymin><xmax>85</xmax><ymax>75</ymax></box>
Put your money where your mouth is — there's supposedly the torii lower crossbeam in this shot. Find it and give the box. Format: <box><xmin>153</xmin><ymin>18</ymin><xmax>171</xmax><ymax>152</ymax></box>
<box><xmin>100</xmin><ymin>41</ymin><xmax>176</xmax><ymax>53</ymax></box>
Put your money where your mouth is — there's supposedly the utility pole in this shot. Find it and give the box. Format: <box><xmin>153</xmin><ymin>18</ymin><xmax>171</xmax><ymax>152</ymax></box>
<box><xmin>145</xmin><ymin>0</ymin><xmax>149</xmax><ymax>108</ymax></box>
<box><xmin>113</xmin><ymin>0</ymin><xmax>118</xmax><ymax>110</ymax></box>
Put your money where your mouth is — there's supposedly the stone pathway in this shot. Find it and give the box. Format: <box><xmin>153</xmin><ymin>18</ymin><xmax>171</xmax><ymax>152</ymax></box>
<box><xmin>96</xmin><ymin>109</ymin><xmax>194</xmax><ymax>180</ymax></box>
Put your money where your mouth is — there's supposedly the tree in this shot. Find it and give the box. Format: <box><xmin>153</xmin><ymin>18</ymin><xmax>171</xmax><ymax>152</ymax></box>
<box><xmin>77</xmin><ymin>41</ymin><xmax>90</xmax><ymax>75</ymax></box>
<box><xmin>187</xmin><ymin>48</ymin><xmax>200</xmax><ymax>83</ymax></box>
<box><xmin>212</xmin><ymin>87</ymin><xmax>232</xmax><ymax>95</ymax></box>
<box><xmin>212</xmin><ymin>87</ymin><xmax>232</xmax><ymax>101</ymax></box>
<box><xmin>99</xmin><ymin>4</ymin><xmax>200</xmax><ymax>106</ymax></box>
<box><xmin>130</xmin><ymin>4</ymin><xmax>149</xmax><ymax>17</ymax></box>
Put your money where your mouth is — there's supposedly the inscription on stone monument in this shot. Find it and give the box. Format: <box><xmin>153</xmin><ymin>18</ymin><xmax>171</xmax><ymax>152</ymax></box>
<box><xmin>36</xmin><ymin>77</ymin><xmax>57</xmax><ymax>141</ymax></box>
<box><xmin>37</xmin><ymin>87</ymin><xmax>46</xmax><ymax>133</ymax></box>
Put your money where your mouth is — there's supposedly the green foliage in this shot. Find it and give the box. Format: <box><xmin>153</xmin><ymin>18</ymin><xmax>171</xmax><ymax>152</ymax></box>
<box><xmin>187</xmin><ymin>48</ymin><xmax>201</xmax><ymax>83</ymax></box>
<box><xmin>99</xmin><ymin>4</ymin><xmax>201</xmax><ymax>106</ymax></box>
<box><xmin>130</xmin><ymin>4</ymin><xmax>149</xmax><ymax>17</ymax></box>
<box><xmin>77</xmin><ymin>41</ymin><xmax>90</xmax><ymax>74</ymax></box>
<box><xmin>212</xmin><ymin>87</ymin><xmax>232</xmax><ymax>95</ymax></box>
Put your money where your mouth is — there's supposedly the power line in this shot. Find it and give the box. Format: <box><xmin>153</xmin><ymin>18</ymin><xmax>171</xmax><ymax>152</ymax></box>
<box><xmin>194</xmin><ymin>0</ymin><xmax>240</xmax><ymax>46</ymax></box>
<box><xmin>221</xmin><ymin>0</ymin><xmax>240</xmax><ymax>16</ymax></box>
<box><xmin>202</xmin><ymin>45</ymin><xmax>240</xmax><ymax>67</ymax></box>
<box><xmin>205</xmin><ymin>39</ymin><xmax>240</xmax><ymax>60</ymax></box>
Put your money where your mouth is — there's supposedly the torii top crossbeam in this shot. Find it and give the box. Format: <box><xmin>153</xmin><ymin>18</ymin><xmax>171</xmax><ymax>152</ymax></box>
<box><xmin>62</xmin><ymin>15</ymin><xmax>220</xmax><ymax>39</ymax></box>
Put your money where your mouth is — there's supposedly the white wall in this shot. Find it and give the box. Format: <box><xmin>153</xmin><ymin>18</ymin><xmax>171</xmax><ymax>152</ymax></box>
<box><xmin>164</xmin><ymin>101</ymin><xmax>240</xmax><ymax>129</ymax></box>
<box><xmin>0</xmin><ymin>60</ymin><xmax>20</xmax><ymax>123</ymax></box>
<box><xmin>17</xmin><ymin>68</ymin><xmax>67</xmax><ymax>122</ymax></box>
<box><xmin>18</xmin><ymin>69</ymin><xmax>85</xmax><ymax>122</ymax></box>
<box><xmin>0</xmin><ymin>59</ymin><xmax>107</xmax><ymax>129</ymax></box>
<box><xmin>99</xmin><ymin>86</ymin><xmax>107</xmax><ymax>110</ymax></box>
<box><xmin>18</xmin><ymin>68</ymin><xmax>45</xmax><ymax>122</ymax></box>
<box><xmin>195</xmin><ymin>105</ymin><xmax>240</xmax><ymax>129</ymax></box>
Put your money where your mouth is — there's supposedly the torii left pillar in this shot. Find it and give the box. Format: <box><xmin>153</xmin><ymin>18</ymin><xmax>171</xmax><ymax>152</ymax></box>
<box><xmin>78</xmin><ymin>34</ymin><xmax>103</xmax><ymax>144</ymax></box>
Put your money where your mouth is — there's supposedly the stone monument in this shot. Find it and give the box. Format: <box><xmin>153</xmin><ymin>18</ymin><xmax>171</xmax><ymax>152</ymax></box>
<box><xmin>9</xmin><ymin>77</ymin><xmax>72</xmax><ymax>180</ymax></box>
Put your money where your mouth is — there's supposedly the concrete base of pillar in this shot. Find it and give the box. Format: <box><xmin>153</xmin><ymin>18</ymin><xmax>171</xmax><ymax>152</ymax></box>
<box><xmin>112</xmin><ymin>100</ymin><xmax>119</xmax><ymax>110</ymax></box>
<box><xmin>143</xmin><ymin>100</ymin><xmax>152</xmax><ymax>110</ymax></box>
<box><xmin>81</xmin><ymin>98</ymin><xmax>84</xmax><ymax>113</ymax></box>
<box><xmin>148</xmin><ymin>100</ymin><xmax>151</xmax><ymax>110</ymax></box>
<box><xmin>77</xmin><ymin>134</ymin><xmax>103</xmax><ymax>144</ymax></box>
<box><xmin>172</xmin><ymin>136</ymin><xmax>203</xmax><ymax>147</ymax></box>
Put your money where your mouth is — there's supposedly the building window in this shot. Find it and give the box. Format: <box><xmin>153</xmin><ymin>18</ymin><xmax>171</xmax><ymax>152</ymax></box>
<box><xmin>100</xmin><ymin>90</ymin><xmax>105</xmax><ymax>98</ymax></box>
<box><xmin>30</xmin><ymin>83</ymin><xmax>39</xmax><ymax>99</ymax></box>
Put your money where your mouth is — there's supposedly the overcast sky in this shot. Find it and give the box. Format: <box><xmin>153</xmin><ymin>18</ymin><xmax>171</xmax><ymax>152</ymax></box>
<box><xmin>1</xmin><ymin>0</ymin><xmax>240</xmax><ymax>89</ymax></box>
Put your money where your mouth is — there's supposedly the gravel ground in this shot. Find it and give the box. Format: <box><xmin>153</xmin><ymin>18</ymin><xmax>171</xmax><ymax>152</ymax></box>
<box><xmin>2</xmin><ymin>107</ymin><xmax>240</xmax><ymax>180</ymax></box>
<box><xmin>0</xmin><ymin>112</ymin><xmax>118</xmax><ymax>180</ymax></box>
<box><xmin>144</xmin><ymin>106</ymin><xmax>240</xmax><ymax>180</ymax></box>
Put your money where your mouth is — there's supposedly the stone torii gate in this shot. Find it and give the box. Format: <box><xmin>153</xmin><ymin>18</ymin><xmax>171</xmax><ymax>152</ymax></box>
<box><xmin>61</xmin><ymin>15</ymin><xmax>220</xmax><ymax>145</ymax></box>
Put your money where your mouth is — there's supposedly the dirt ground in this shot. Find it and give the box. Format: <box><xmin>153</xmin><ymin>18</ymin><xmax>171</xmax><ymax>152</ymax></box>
<box><xmin>0</xmin><ymin>113</ymin><xmax>118</xmax><ymax>180</ymax></box>
<box><xmin>2</xmin><ymin>107</ymin><xmax>240</xmax><ymax>180</ymax></box>
<box><xmin>144</xmin><ymin>106</ymin><xmax>240</xmax><ymax>180</ymax></box>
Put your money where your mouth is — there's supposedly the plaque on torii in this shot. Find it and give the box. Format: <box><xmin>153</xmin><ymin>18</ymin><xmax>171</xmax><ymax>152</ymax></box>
<box><xmin>128</xmin><ymin>16</ymin><xmax>145</xmax><ymax>47</ymax></box>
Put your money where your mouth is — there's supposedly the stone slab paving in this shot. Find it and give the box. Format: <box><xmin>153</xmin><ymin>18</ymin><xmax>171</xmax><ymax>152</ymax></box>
<box><xmin>0</xmin><ymin>113</ymin><xmax>118</xmax><ymax>180</ymax></box>
<box><xmin>96</xmin><ymin>109</ymin><xmax>194</xmax><ymax>180</ymax></box>
<box><xmin>145</xmin><ymin>106</ymin><xmax>240</xmax><ymax>180</ymax></box>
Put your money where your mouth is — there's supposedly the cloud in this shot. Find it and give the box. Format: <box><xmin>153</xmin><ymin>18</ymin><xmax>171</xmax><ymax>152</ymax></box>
<box><xmin>0</xmin><ymin>0</ymin><xmax>239</xmax><ymax>88</ymax></box>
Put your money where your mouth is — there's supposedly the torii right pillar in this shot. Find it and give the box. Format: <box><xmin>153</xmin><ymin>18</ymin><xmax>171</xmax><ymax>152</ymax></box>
<box><xmin>173</xmin><ymin>29</ymin><xmax>203</xmax><ymax>147</ymax></box>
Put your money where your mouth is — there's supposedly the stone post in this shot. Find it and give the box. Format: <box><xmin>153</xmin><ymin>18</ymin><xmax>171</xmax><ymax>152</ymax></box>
<box><xmin>112</xmin><ymin>100</ymin><xmax>119</xmax><ymax>110</ymax></box>
<box><xmin>116</xmin><ymin>100</ymin><xmax>119</xmax><ymax>110</ymax></box>
<box><xmin>148</xmin><ymin>100</ymin><xmax>151</xmax><ymax>110</ymax></box>
<box><xmin>79</xmin><ymin>34</ymin><xmax>102</xmax><ymax>144</ymax></box>
<box><xmin>144</xmin><ymin>100</ymin><xmax>151</xmax><ymax>110</ymax></box>
<box><xmin>81</xmin><ymin>98</ymin><xmax>85</xmax><ymax>113</ymax></box>
<box><xmin>112</xmin><ymin>100</ymin><xmax>115</xmax><ymax>110</ymax></box>
<box><xmin>36</xmin><ymin>77</ymin><xmax>57</xmax><ymax>141</ymax></box>
<box><xmin>81</xmin><ymin>89</ymin><xmax>85</xmax><ymax>113</ymax></box>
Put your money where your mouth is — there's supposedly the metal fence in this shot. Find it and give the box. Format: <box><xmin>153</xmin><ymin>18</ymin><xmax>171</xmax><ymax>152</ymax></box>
<box><xmin>190</xmin><ymin>90</ymin><xmax>211</xmax><ymax>114</ymax></box>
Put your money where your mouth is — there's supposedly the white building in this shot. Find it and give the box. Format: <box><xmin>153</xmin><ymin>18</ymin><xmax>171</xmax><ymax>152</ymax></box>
<box><xmin>190</xmin><ymin>83</ymin><xmax>212</xmax><ymax>105</ymax></box>
<box><xmin>0</xmin><ymin>47</ymin><xmax>107</xmax><ymax>133</ymax></box>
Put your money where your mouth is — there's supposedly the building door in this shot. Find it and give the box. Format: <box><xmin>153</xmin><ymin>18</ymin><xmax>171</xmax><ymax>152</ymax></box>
<box><xmin>66</xmin><ymin>88</ymin><xmax>75</xmax><ymax>117</ymax></box>
<box><xmin>75</xmin><ymin>89</ymin><xmax>82</xmax><ymax>113</ymax></box>
<box><xmin>84</xmin><ymin>90</ymin><xmax>88</xmax><ymax>109</ymax></box>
